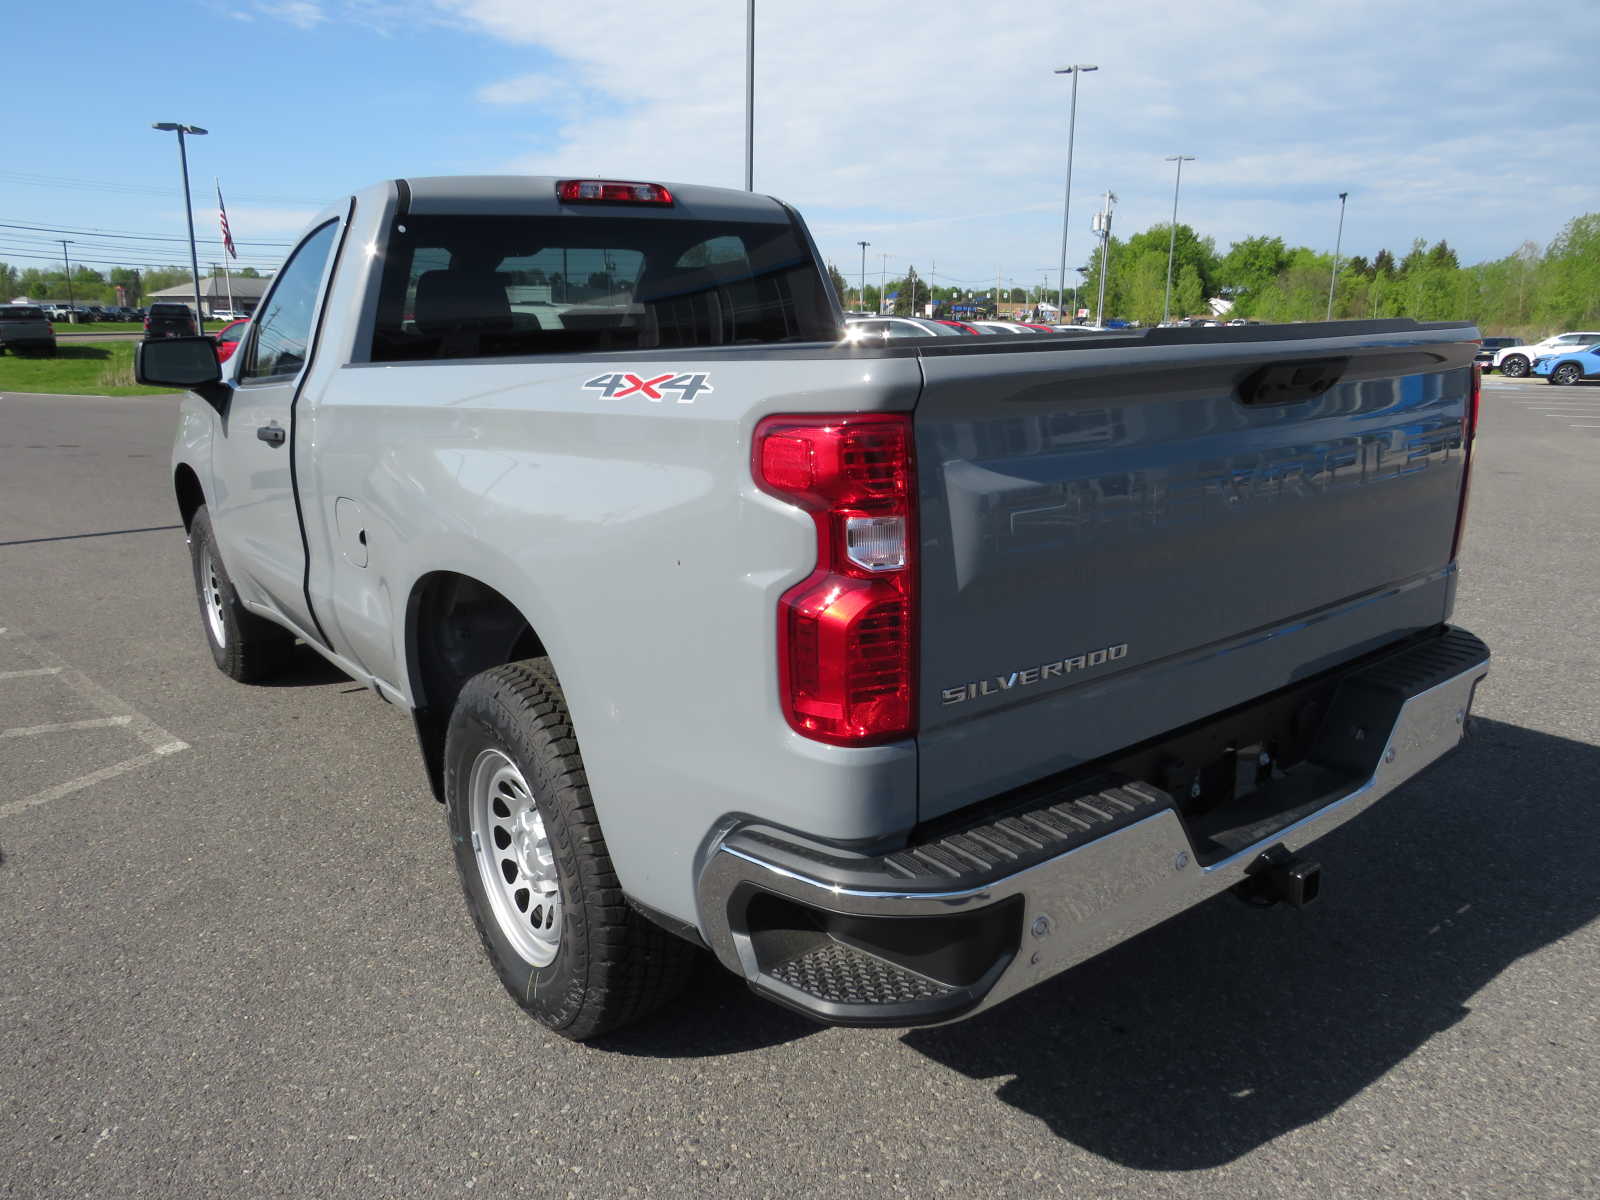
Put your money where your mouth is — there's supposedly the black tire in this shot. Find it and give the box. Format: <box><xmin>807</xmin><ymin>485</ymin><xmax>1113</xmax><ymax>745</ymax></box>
<box><xmin>1500</xmin><ymin>354</ymin><xmax>1529</xmax><ymax>378</ymax></box>
<box><xmin>1549</xmin><ymin>362</ymin><xmax>1582</xmax><ymax>386</ymax></box>
<box><xmin>444</xmin><ymin>658</ymin><xmax>695</xmax><ymax>1040</ymax></box>
<box><xmin>187</xmin><ymin>505</ymin><xmax>295</xmax><ymax>682</ymax></box>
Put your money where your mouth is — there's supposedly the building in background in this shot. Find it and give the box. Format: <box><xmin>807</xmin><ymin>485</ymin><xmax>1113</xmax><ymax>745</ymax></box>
<box><xmin>144</xmin><ymin>274</ymin><xmax>271</xmax><ymax>317</ymax></box>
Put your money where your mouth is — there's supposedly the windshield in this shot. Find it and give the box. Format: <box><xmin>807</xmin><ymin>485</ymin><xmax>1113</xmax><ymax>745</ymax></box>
<box><xmin>370</xmin><ymin>213</ymin><xmax>838</xmax><ymax>361</ymax></box>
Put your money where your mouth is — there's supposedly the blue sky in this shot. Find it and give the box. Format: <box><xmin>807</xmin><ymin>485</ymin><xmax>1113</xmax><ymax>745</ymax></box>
<box><xmin>6</xmin><ymin>0</ymin><xmax>1597</xmax><ymax>293</ymax></box>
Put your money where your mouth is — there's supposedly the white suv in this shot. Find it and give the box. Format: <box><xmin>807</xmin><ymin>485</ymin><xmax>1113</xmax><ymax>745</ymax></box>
<box><xmin>1494</xmin><ymin>332</ymin><xmax>1600</xmax><ymax>377</ymax></box>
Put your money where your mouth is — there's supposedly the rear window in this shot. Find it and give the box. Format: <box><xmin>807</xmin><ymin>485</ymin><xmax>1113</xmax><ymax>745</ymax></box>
<box><xmin>0</xmin><ymin>307</ymin><xmax>44</xmax><ymax>321</ymax></box>
<box><xmin>369</xmin><ymin>213</ymin><xmax>839</xmax><ymax>362</ymax></box>
<box><xmin>150</xmin><ymin>304</ymin><xmax>190</xmax><ymax>316</ymax></box>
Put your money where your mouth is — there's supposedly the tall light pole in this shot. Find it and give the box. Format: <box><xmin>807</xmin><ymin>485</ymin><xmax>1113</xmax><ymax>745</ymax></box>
<box><xmin>152</xmin><ymin>122</ymin><xmax>208</xmax><ymax>328</ymax></box>
<box><xmin>1161</xmin><ymin>155</ymin><xmax>1195</xmax><ymax>325</ymax></box>
<box><xmin>57</xmin><ymin>239</ymin><xmax>76</xmax><ymax>319</ymax></box>
<box><xmin>857</xmin><ymin>240</ymin><xmax>869</xmax><ymax>313</ymax></box>
<box><xmin>743</xmin><ymin>0</ymin><xmax>754</xmax><ymax>191</ymax></box>
<box><xmin>1053</xmin><ymin>64</ymin><xmax>1096</xmax><ymax>317</ymax></box>
<box><xmin>1327</xmin><ymin>191</ymin><xmax>1349</xmax><ymax>321</ymax></box>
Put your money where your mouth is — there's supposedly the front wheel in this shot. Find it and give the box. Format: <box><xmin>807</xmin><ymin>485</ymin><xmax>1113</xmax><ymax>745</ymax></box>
<box><xmin>1499</xmin><ymin>354</ymin><xmax>1529</xmax><ymax>378</ymax></box>
<box><xmin>1550</xmin><ymin>362</ymin><xmax>1583</xmax><ymax>386</ymax></box>
<box><xmin>187</xmin><ymin>505</ymin><xmax>295</xmax><ymax>682</ymax></box>
<box><xmin>444</xmin><ymin>658</ymin><xmax>696</xmax><ymax>1040</ymax></box>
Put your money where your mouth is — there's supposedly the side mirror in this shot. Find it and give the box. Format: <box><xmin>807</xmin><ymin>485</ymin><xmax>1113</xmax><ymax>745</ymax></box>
<box><xmin>136</xmin><ymin>336</ymin><xmax>229</xmax><ymax>410</ymax></box>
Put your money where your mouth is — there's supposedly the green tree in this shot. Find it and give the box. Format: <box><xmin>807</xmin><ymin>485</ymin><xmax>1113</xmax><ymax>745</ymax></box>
<box><xmin>1535</xmin><ymin>214</ymin><xmax>1600</xmax><ymax>327</ymax></box>
<box><xmin>826</xmin><ymin>263</ymin><xmax>849</xmax><ymax>306</ymax></box>
<box><xmin>1217</xmin><ymin>235</ymin><xmax>1289</xmax><ymax>310</ymax></box>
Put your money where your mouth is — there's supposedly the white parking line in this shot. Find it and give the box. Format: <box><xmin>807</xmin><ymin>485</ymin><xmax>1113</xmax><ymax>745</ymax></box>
<box><xmin>0</xmin><ymin>667</ymin><xmax>63</xmax><ymax>680</ymax></box>
<box><xmin>2</xmin><ymin>715</ymin><xmax>134</xmax><ymax>739</ymax></box>
<box><xmin>0</xmin><ymin>745</ymin><xmax>188</xmax><ymax>822</ymax></box>
<box><xmin>0</xmin><ymin>619</ymin><xmax>189</xmax><ymax>821</ymax></box>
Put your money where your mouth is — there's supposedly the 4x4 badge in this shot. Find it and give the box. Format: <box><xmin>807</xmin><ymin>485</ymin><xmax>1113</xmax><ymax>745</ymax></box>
<box><xmin>582</xmin><ymin>372</ymin><xmax>714</xmax><ymax>404</ymax></box>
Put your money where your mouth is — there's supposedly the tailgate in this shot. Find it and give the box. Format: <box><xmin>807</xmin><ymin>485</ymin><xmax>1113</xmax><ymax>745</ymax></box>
<box><xmin>914</xmin><ymin>323</ymin><xmax>1477</xmax><ymax>820</ymax></box>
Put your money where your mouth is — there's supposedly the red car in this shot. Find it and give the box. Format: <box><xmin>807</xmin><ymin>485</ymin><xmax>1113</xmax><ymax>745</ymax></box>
<box><xmin>213</xmin><ymin>318</ymin><xmax>249</xmax><ymax>363</ymax></box>
<box><xmin>930</xmin><ymin>319</ymin><xmax>980</xmax><ymax>334</ymax></box>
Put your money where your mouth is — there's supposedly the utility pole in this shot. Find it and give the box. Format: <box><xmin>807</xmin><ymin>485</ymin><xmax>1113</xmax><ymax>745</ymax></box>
<box><xmin>1092</xmin><ymin>191</ymin><xmax>1116</xmax><ymax>327</ymax></box>
<box><xmin>857</xmin><ymin>240</ymin><xmax>869</xmax><ymax>313</ymax></box>
<box><xmin>743</xmin><ymin>0</ymin><xmax>754</xmax><ymax>191</ymax></box>
<box><xmin>1162</xmin><ymin>155</ymin><xmax>1195</xmax><ymax>325</ymax></box>
<box><xmin>1053</xmin><ymin>64</ymin><xmax>1097</xmax><ymax>317</ymax></box>
<box><xmin>880</xmin><ymin>252</ymin><xmax>889</xmax><ymax>315</ymax></box>
<box><xmin>58</xmin><ymin>239</ymin><xmax>76</xmax><ymax>319</ymax></box>
<box><xmin>1327</xmin><ymin>192</ymin><xmax>1349</xmax><ymax>321</ymax></box>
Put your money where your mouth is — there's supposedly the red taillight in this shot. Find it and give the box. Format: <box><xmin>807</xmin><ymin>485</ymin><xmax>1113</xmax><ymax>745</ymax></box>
<box><xmin>754</xmin><ymin>413</ymin><xmax>916</xmax><ymax>746</ymax></box>
<box><xmin>1450</xmin><ymin>363</ymin><xmax>1481</xmax><ymax>561</ymax></box>
<box><xmin>556</xmin><ymin>179</ymin><xmax>674</xmax><ymax>205</ymax></box>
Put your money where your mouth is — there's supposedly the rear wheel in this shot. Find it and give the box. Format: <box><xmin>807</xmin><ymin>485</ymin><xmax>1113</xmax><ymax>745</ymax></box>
<box><xmin>1550</xmin><ymin>362</ymin><xmax>1583</xmax><ymax>386</ymax></box>
<box><xmin>444</xmin><ymin>658</ymin><xmax>696</xmax><ymax>1040</ymax></box>
<box><xmin>1500</xmin><ymin>354</ymin><xmax>1529</xmax><ymax>378</ymax></box>
<box><xmin>187</xmin><ymin>505</ymin><xmax>295</xmax><ymax>682</ymax></box>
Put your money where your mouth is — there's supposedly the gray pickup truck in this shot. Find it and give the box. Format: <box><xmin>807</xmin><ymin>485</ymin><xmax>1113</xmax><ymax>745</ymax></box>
<box><xmin>139</xmin><ymin>175</ymin><xmax>1490</xmax><ymax>1040</ymax></box>
<box><xmin>0</xmin><ymin>304</ymin><xmax>57</xmax><ymax>356</ymax></box>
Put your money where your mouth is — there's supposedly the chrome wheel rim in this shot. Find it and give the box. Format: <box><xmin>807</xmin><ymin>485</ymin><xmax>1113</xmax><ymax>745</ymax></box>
<box><xmin>199</xmin><ymin>543</ymin><xmax>227</xmax><ymax>647</ymax></box>
<box><xmin>1504</xmin><ymin>357</ymin><xmax>1526</xmax><ymax>377</ymax></box>
<box><xmin>1554</xmin><ymin>364</ymin><xmax>1579</xmax><ymax>385</ymax></box>
<box><xmin>469</xmin><ymin>748</ymin><xmax>562</xmax><ymax>966</ymax></box>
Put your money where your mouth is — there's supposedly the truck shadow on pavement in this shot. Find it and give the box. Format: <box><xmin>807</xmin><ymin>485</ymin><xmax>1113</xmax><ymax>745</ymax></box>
<box><xmin>900</xmin><ymin>717</ymin><xmax>1599</xmax><ymax>1169</ymax></box>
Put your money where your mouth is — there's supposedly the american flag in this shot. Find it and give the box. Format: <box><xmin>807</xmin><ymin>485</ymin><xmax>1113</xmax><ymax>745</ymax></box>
<box><xmin>217</xmin><ymin>181</ymin><xmax>237</xmax><ymax>260</ymax></box>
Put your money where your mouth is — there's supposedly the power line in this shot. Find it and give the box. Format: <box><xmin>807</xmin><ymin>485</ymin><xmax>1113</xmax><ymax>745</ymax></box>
<box><xmin>0</xmin><ymin>219</ymin><xmax>293</xmax><ymax>247</ymax></box>
<box><xmin>0</xmin><ymin>170</ymin><xmax>321</xmax><ymax>207</ymax></box>
<box><xmin>0</xmin><ymin>247</ymin><xmax>276</xmax><ymax>272</ymax></box>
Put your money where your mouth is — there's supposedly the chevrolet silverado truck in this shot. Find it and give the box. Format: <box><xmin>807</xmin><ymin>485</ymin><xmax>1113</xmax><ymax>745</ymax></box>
<box><xmin>139</xmin><ymin>175</ymin><xmax>1490</xmax><ymax>1040</ymax></box>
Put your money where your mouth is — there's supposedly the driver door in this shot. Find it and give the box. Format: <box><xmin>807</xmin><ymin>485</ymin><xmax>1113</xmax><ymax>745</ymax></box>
<box><xmin>208</xmin><ymin>219</ymin><xmax>340</xmax><ymax>635</ymax></box>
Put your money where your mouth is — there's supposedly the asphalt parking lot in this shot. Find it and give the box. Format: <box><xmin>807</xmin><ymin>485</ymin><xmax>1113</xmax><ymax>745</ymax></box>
<box><xmin>1</xmin><ymin>374</ymin><xmax>1596</xmax><ymax>1198</ymax></box>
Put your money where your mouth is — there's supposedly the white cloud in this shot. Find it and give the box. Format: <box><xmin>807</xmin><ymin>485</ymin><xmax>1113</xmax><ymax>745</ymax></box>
<box><xmin>476</xmin><ymin>73</ymin><xmax>569</xmax><ymax>106</ymax></box>
<box><xmin>431</xmin><ymin>1</ymin><xmax>1597</xmax><ymax>278</ymax></box>
<box><xmin>255</xmin><ymin>1</ymin><xmax>326</xmax><ymax>29</ymax></box>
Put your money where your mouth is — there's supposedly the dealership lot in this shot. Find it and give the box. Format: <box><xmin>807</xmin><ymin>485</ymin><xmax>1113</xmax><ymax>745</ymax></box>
<box><xmin>1</xmin><ymin>381</ymin><xmax>1596</xmax><ymax>1198</ymax></box>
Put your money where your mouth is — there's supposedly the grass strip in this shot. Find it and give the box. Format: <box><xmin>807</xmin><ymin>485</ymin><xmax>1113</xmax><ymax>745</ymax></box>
<box><xmin>0</xmin><ymin>342</ymin><xmax>175</xmax><ymax>396</ymax></box>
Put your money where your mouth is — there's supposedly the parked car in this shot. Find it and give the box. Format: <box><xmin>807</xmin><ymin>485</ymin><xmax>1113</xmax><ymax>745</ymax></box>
<box><xmin>929</xmin><ymin>319</ymin><xmax>980</xmax><ymax>334</ymax></box>
<box><xmin>0</xmin><ymin>304</ymin><xmax>56</xmax><ymax>355</ymax></box>
<box><xmin>1492</xmin><ymin>331</ymin><xmax>1600</xmax><ymax>378</ymax></box>
<box><xmin>140</xmin><ymin>173</ymin><xmax>1489</xmax><ymax>1041</ymax></box>
<box><xmin>969</xmin><ymin>320</ymin><xmax>1042</xmax><ymax>334</ymax></box>
<box><xmin>144</xmin><ymin>302</ymin><xmax>199</xmax><ymax>338</ymax></box>
<box><xmin>211</xmin><ymin>318</ymin><xmax>250</xmax><ymax>363</ymax></box>
<box><xmin>1474</xmin><ymin>336</ymin><xmax>1520</xmax><ymax>371</ymax></box>
<box><xmin>1531</xmin><ymin>343</ymin><xmax>1600</xmax><ymax>385</ymax></box>
<box><xmin>210</xmin><ymin>309</ymin><xmax>248</xmax><ymax>322</ymax></box>
<box><xmin>844</xmin><ymin>316</ymin><xmax>961</xmax><ymax>340</ymax></box>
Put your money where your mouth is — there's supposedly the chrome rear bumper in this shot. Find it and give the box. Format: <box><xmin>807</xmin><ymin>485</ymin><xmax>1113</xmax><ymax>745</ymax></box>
<box><xmin>695</xmin><ymin>627</ymin><xmax>1490</xmax><ymax>1026</ymax></box>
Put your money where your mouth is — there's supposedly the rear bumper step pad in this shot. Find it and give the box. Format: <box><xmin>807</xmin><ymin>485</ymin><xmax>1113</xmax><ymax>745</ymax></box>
<box><xmin>696</xmin><ymin>626</ymin><xmax>1489</xmax><ymax>1027</ymax></box>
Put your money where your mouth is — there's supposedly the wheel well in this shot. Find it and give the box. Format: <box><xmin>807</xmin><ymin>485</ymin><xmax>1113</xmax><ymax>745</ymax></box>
<box><xmin>174</xmin><ymin>464</ymin><xmax>205</xmax><ymax>531</ymax></box>
<box><xmin>407</xmin><ymin>572</ymin><xmax>546</xmax><ymax>801</ymax></box>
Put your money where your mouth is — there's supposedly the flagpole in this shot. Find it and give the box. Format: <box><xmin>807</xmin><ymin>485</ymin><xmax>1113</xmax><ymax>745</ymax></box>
<box><xmin>216</xmin><ymin>177</ymin><xmax>237</xmax><ymax>315</ymax></box>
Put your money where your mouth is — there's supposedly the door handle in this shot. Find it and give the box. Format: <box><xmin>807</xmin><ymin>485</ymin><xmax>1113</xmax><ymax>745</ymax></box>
<box><xmin>256</xmin><ymin>424</ymin><xmax>286</xmax><ymax>447</ymax></box>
